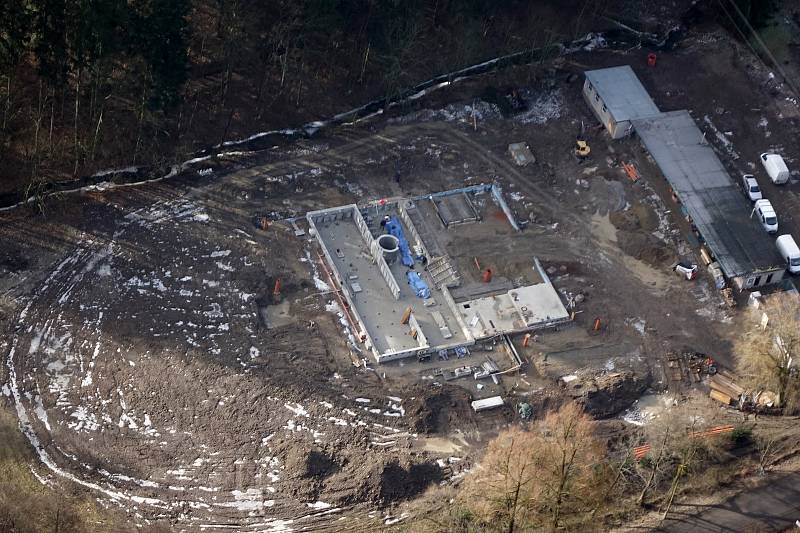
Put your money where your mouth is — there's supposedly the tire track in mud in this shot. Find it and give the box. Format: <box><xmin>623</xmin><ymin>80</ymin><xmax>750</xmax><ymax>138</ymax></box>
<box><xmin>1</xmin><ymin>195</ymin><xmax>424</xmax><ymax>530</ymax></box>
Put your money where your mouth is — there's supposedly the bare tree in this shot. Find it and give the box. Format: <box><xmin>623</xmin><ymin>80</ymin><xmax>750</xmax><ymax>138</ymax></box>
<box><xmin>637</xmin><ymin>425</ymin><xmax>671</xmax><ymax>506</ymax></box>
<box><xmin>462</xmin><ymin>402</ymin><xmax>603</xmax><ymax>532</ymax></box>
<box><xmin>463</xmin><ymin>427</ymin><xmax>540</xmax><ymax>531</ymax></box>
<box><xmin>539</xmin><ymin>402</ymin><xmax>604</xmax><ymax>530</ymax></box>
<box><xmin>756</xmin><ymin>434</ymin><xmax>780</xmax><ymax>475</ymax></box>
<box><xmin>591</xmin><ymin>434</ymin><xmax>639</xmax><ymax>519</ymax></box>
<box><xmin>735</xmin><ymin>295</ymin><xmax>800</xmax><ymax>413</ymax></box>
<box><xmin>632</xmin><ymin>396</ymin><xmax>726</xmax><ymax>520</ymax></box>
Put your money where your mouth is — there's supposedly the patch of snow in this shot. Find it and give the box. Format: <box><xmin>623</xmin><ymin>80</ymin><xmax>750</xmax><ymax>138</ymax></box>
<box><xmin>314</xmin><ymin>275</ymin><xmax>330</xmax><ymax>291</ymax></box>
<box><xmin>385</xmin><ymin>512</ymin><xmax>409</xmax><ymax>525</ymax></box>
<box><xmin>703</xmin><ymin>115</ymin><xmax>740</xmax><ymax>160</ymax></box>
<box><xmin>306</xmin><ymin>501</ymin><xmax>331</xmax><ymax>509</ymax></box>
<box><xmin>514</xmin><ymin>88</ymin><xmax>563</xmax><ymax>124</ymax></box>
<box><xmin>68</xmin><ymin>405</ymin><xmax>100</xmax><ymax>432</ymax></box>
<box><xmin>33</xmin><ymin>395</ymin><xmax>51</xmax><ymax>431</ymax></box>
<box><xmin>284</xmin><ymin>403</ymin><xmax>309</xmax><ymax>417</ymax></box>
<box><xmin>391</xmin><ymin>100</ymin><xmax>500</xmax><ymax>124</ymax></box>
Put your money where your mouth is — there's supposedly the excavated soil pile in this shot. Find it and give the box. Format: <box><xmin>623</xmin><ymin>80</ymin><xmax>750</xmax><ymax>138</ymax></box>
<box><xmin>567</xmin><ymin>370</ymin><xmax>652</xmax><ymax>418</ymax></box>
<box><xmin>404</xmin><ymin>387</ymin><xmax>479</xmax><ymax>434</ymax></box>
<box><xmin>611</xmin><ymin>203</ymin><xmax>675</xmax><ymax>267</ymax></box>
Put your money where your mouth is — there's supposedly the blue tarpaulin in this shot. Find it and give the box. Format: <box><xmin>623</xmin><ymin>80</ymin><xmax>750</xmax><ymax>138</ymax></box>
<box><xmin>385</xmin><ymin>216</ymin><xmax>414</xmax><ymax>267</ymax></box>
<box><xmin>406</xmin><ymin>271</ymin><xmax>431</xmax><ymax>299</ymax></box>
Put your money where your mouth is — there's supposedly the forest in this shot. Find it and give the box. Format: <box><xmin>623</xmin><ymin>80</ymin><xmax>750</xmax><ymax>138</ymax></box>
<box><xmin>0</xmin><ymin>0</ymin><xmax>774</xmax><ymax>193</ymax></box>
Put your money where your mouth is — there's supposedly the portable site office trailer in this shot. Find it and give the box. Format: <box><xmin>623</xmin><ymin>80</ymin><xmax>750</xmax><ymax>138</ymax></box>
<box><xmin>583</xmin><ymin>65</ymin><xmax>787</xmax><ymax>291</ymax></box>
<box><xmin>631</xmin><ymin>110</ymin><xmax>786</xmax><ymax>291</ymax></box>
<box><xmin>583</xmin><ymin>66</ymin><xmax>660</xmax><ymax>139</ymax></box>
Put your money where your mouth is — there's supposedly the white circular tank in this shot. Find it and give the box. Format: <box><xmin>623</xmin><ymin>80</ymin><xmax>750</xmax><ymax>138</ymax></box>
<box><xmin>377</xmin><ymin>234</ymin><xmax>400</xmax><ymax>265</ymax></box>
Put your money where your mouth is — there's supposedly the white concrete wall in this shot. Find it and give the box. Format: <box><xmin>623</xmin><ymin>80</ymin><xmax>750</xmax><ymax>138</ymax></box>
<box><xmin>352</xmin><ymin>207</ymin><xmax>401</xmax><ymax>300</ymax></box>
<box><xmin>398</xmin><ymin>203</ymin><xmax>427</xmax><ymax>257</ymax></box>
<box><xmin>306</xmin><ymin>206</ymin><xmax>382</xmax><ymax>360</ymax></box>
<box><xmin>441</xmin><ymin>286</ymin><xmax>473</xmax><ymax>342</ymax></box>
<box><xmin>374</xmin><ymin>312</ymin><xmax>431</xmax><ymax>363</ymax></box>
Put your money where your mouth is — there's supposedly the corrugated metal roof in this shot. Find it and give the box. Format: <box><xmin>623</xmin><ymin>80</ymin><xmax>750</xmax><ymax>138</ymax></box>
<box><xmin>585</xmin><ymin>66</ymin><xmax>660</xmax><ymax>122</ymax></box>
<box><xmin>632</xmin><ymin>110</ymin><xmax>783</xmax><ymax>278</ymax></box>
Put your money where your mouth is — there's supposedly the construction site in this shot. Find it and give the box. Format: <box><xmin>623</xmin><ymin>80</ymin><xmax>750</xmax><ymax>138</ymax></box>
<box><xmin>308</xmin><ymin>185</ymin><xmax>569</xmax><ymax>363</ymax></box>
<box><xmin>3</xmin><ymin>8</ymin><xmax>800</xmax><ymax>531</ymax></box>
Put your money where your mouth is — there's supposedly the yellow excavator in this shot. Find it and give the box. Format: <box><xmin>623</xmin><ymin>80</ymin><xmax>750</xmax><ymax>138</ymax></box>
<box><xmin>575</xmin><ymin>139</ymin><xmax>591</xmax><ymax>158</ymax></box>
<box><xmin>574</xmin><ymin>121</ymin><xmax>591</xmax><ymax>159</ymax></box>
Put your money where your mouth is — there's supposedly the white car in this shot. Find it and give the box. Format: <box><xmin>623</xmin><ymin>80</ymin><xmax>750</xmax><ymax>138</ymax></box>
<box><xmin>741</xmin><ymin>174</ymin><xmax>762</xmax><ymax>202</ymax></box>
<box><xmin>754</xmin><ymin>199</ymin><xmax>778</xmax><ymax>234</ymax></box>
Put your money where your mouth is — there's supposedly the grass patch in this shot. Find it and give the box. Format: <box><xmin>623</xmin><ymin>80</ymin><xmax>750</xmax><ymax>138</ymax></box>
<box><xmin>0</xmin><ymin>405</ymin><xmax>137</xmax><ymax>532</ymax></box>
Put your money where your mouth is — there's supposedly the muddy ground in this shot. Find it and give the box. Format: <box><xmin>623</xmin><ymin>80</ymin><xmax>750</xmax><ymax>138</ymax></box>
<box><xmin>1</xmin><ymin>22</ymin><xmax>799</xmax><ymax>531</ymax></box>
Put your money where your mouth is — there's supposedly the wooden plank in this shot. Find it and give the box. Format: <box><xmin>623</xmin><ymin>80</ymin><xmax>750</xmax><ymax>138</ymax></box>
<box><xmin>710</xmin><ymin>389</ymin><xmax>732</xmax><ymax>406</ymax></box>
<box><xmin>711</xmin><ymin>374</ymin><xmax>745</xmax><ymax>397</ymax></box>
<box><xmin>710</xmin><ymin>381</ymin><xmax>741</xmax><ymax>400</ymax></box>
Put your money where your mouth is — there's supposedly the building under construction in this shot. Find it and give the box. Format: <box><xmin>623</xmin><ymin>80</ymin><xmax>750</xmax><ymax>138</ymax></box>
<box><xmin>307</xmin><ymin>184</ymin><xmax>571</xmax><ymax>363</ymax></box>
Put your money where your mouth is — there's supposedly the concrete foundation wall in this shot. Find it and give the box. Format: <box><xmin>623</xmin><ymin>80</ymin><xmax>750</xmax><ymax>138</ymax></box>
<box><xmin>398</xmin><ymin>202</ymin><xmax>428</xmax><ymax>258</ymax></box>
<box><xmin>408</xmin><ymin>312</ymin><xmax>429</xmax><ymax>349</ymax></box>
<box><xmin>374</xmin><ymin>312</ymin><xmax>431</xmax><ymax>363</ymax></box>
<box><xmin>306</xmin><ymin>206</ymin><xmax>383</xmax><ymax>360</ymax></box>
<box><xmin>353</xmin><ymin>207</ymin><xmax>401</xmax><ymax>300</ymax></box>
<box><xmin>441</xmin><ymin>286</ymin><xmax>473</xmax><ymax>342</ymax></box>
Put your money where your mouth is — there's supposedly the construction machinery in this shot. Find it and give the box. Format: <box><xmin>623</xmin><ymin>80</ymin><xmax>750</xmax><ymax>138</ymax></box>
<box><xmin>574</xmin><ymin>121</ymin><xmax>591</xmax><ymax>159</ymax></box>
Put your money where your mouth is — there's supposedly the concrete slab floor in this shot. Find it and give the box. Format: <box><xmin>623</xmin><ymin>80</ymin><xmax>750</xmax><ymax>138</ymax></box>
<box><xmin>315</xmin><ymin>209</ymin><xmax>467</xmax><ymax>356</ymax></box>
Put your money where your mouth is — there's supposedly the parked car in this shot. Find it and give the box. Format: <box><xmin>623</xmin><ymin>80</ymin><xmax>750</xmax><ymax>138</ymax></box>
<box><xmin>741</xmin><ymin>174</ymin><xmax>762</xmax><ymax>202</ymax></box>
<box><xmin>760</xmin><ymin>152</ymin><xmax>790</xmax><ymax>184</ymax></box>
<box><xmin>776</xmin><ymin>234</ymin><xmax>800</xmax><ymax>274</ymax></box>
<box><xmin>754</xmin><ymin>199</ymin><xmax>778</xmax><ymax>234</ymax></box>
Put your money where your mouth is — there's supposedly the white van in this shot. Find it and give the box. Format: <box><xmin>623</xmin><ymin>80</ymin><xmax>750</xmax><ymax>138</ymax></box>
<box><xmin>760</xmin><ymin>153</ymin><xmax>790</xmax><ymax>184</ymax></box>
<box><xmin>776</xmin><ymin>234</ymin><xmax>800</xmax><ymax>274</ymax></box>
<box><xmin>754</xmin><ymin>199</ymin><xmax>778</xmax><ymax>234</ymax></box>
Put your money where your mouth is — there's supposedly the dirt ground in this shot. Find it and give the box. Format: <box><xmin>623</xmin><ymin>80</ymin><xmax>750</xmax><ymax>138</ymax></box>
<box><xmin>2</xmin><ymin>22</ymin><xmax>800</xmax><ymax>531</ymax></box>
